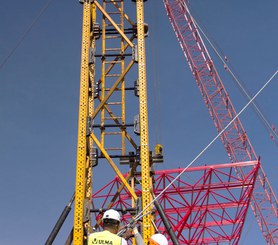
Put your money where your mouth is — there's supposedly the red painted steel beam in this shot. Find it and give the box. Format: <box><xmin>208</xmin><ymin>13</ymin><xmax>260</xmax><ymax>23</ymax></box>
<box><xmin>163</xmin><ymin>0</ymin><xmax>278</xmax><ymax>243</ymax></box>
<box><xmin>92</xmin><ymin>161</ymin><xmax>259</xmax><ymax>244</ymax></box>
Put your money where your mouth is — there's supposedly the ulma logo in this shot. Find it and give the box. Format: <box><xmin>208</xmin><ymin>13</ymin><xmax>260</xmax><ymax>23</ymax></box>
<box><xmin>92</xmin><ymin>238</ymin><xmax>113</xmax><ymax>244</ymax></box>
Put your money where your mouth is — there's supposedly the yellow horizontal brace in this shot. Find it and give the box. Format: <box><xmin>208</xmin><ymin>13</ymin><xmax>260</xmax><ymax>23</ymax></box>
<box><xmin>92</xmin><ymin>60</ymin><xmax>135</xmax><ymax>120</ymax></box>
<box><xmin>90</xmin><ymin>132</ymin><xmax>138</xmax><ymax>201</ymax></box>
<box><xmin>94</xmin><ymin>0</ymin><xmax>134</xmax><ymax>48</ymax></box>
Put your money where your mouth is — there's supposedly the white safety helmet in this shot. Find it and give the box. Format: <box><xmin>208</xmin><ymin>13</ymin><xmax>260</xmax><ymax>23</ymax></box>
<box><xmin>149</xmin><ymin>233</ymin><xmax>168</xmax><ymax>245</ymax></box>
<box><xmin>102</xmin><ymin>209</ymin><xmax>121</xmax><ymax>222</ymax></box>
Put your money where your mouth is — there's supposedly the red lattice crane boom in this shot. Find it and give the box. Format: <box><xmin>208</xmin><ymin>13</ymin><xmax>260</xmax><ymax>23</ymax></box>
<box><xmin>163</xmin><ymin>0</ymin><xmax>278</xmax><ymax>244</ymax></box>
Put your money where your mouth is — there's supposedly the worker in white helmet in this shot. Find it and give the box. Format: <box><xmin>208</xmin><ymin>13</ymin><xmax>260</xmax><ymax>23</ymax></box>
<box><xmin>132</xmin><ymin>226</ymin><xmax>168</xmax><ymax>245</ymax></box>
<box><xmin>148</xmin><ymin>233</ymin><xmax>168</xmax><ymax>245</ymax></box>
<box><xmin>87</xmin><ymin>209</ymin><xmax>127</xmax><ymax>245</ymax></box>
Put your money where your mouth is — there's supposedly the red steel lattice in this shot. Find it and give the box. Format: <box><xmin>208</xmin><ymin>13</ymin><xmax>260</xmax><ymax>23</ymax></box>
<box><xmin>92</xmin><ymin>161</ymin><xmax>259</xmax><ymax>244</ymax></box>
<box><xmin>163</xmin><ymin>0</ymin><xmax>278</xmax><ymax>243</ymax></box>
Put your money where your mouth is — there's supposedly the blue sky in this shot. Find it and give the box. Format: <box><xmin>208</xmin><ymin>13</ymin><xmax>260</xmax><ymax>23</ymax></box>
<box><xmin>0</xmin><ymin>0</ymin><xmax>277</xmax><ymax>244</ymax></box>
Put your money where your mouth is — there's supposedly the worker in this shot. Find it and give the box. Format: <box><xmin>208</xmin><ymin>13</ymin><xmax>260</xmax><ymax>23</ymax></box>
<box><xmin>148</xmin><ymin>233</ymin><xmax>168</xmax><ymax>245</ymax></box>
<box><xmin>87</xmin><ymin>209</ymin><xmax>127</xmax><ymax>245</ymax></box>
<box><xmin>132</xmin><ymin>226</ymin><xmax>168</xmax><ymax>245</ymax></box>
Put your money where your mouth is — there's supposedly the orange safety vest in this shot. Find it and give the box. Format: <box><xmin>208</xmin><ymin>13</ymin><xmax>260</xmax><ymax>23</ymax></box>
<box><xmin>87</xmin><ymin>230</ymin><xmax>122</xmax><ymax>245</ymax></box>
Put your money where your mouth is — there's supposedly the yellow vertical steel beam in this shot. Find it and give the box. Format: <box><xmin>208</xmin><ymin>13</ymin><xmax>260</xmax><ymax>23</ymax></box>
<box><xmin>136</xmin><ymin>0</ymin><xmax>152</xmax><ymax>242</ymax></box>
<box><xmin>73</xmin><ymin>1</ymin><xmax>91</xmax><ymax>244</ymax></box>
<box><xmin>120</xmin><ymin>1</ymin><xmax>126</xmax><ymax>156</ymax></box>
<box><xmin>101</xmin><ymin>1</ymin><xmax>106</xmax><ymax>147</ymax></box>
<box><xmin>84</xmin><ymin>3</ymin><xmax>97</xmax><ymax>236</ymax></box>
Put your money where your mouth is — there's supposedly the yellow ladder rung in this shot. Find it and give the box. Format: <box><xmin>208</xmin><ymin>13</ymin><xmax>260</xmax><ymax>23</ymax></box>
<box><xmin>105</xmin><ymin>0</ymin><xmax>122</xmax><ymax>2</ymax></box>
<box><xmin>104</xmin><ymin>116</ymin><xmax>122</xmax><ymax>120</ymax></box>
<box><xmin>105</xmin><ymin>147</ymin><xmax>122</xmax><ymax>151</ymax></box>
<box><xmin>103</xmin><ymin>88</ymin><xmax>122</xmax><ymax>91</ymax></box>
<box><xmin>105</xmin><ymin>23</ymin><xmax>123</xmax><ymax>27</ymax></box>
<box><xmin>104</xmin><ymin>132</ymin><xmax>122</xmax><ymax>135</ymax></box>
<box><xmin>106</xmin><ymin>102</ymin><xmax>122</xmax><ymax>105</ymax></box>
<box><xmin>105</xmin><ymin>35</ymin><xmax>122</xmax><ymax>39</ymax></box>
<box><xmin>106</xmin><ymin>74</ymin><xmax>121</xmax><ymax>77</ymax></box>
<box><xmin>105</xmin><ymin>48</ymin><xmax>122</xmax><ymax>52</ymax></box>
<box><xmin>107</xmin><ymin>12</ymin><xmax>121</xmax><ymax>15</ymax></box>
<box><xmin>104</xmin><ymin>61</ymin><xmax>122</xmax><ymax>64</ymax></box>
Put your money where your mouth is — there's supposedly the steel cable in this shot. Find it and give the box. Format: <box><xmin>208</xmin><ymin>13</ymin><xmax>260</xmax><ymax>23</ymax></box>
<box><xmin>133</xmin><ymin>69</ymin><xmax>278</xmax><ymax>224</ymax></box>
<box><xmin>0</xmin><ymin>0</ymin><xmax>55</xmax><ymax>70</ymax></box>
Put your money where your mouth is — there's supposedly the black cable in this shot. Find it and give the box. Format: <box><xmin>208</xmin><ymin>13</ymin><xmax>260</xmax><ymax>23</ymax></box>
<box><xmin>0</xmin><ymin>0</ymin><xmax>55</xmax><ymax>70</ymax></box>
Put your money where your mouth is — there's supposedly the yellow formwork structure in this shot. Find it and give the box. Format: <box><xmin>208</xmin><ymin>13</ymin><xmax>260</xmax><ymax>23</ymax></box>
<box><xmin>73</xmin><ymin>0</ymin><xmax>153</xmax><ymax>244</ymax></box>
<box><xmin>135</xmin><ymin>1</ymin><xmax>152</xmax><ymax>242</ymax></box>
<box><xmin>74</xmin><ymin>1</ymin><xmax>92</xmax><ymax>244</ymax></box>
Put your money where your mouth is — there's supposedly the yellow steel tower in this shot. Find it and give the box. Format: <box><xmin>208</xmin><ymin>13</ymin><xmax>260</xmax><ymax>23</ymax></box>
<box><xmin>73</xmin><ymin>0</ymin><xmax>153</xmax><ymax>244</ymax></box>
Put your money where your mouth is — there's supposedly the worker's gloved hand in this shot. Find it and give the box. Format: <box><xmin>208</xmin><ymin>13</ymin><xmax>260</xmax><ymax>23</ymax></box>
<box><xmin>132</xmin><ymin>226</ymin><xmax>139</xmax><ymax>235</ymax></box>
<box><xmin>129</xmin><ymin>219</ymin><xmax>136</xmax><ymax>229</ymax></box>
<box><xmin>121</xmin><ymin>229</ymin><xmax>134</xmax><ymax>240</ymax></box>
